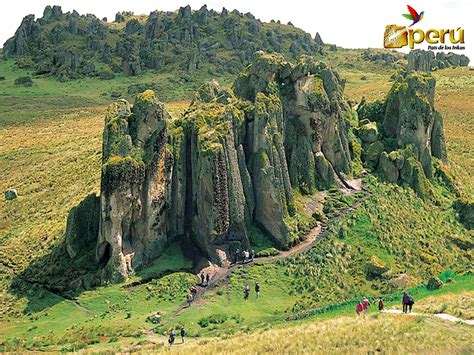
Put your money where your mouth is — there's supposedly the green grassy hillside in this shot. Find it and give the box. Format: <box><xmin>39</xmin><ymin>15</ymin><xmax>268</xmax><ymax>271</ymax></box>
<box><xmin>0</xmin><ymin>45</ymin><xmax>472</xmax><ymax>352</ymax></box>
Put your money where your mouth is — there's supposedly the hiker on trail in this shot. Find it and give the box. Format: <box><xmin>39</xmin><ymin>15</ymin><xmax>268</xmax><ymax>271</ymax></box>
<box><xmin>234</xmin><ymin>248</ymin><xmax>240</xmax><ymax>264</ymax></box>
<box><xmin>251</xmin><ymin>249</ymin><xmax>255</xmax><ymax>261</ymax></box>
<box><xmin>378</xmin><ymin>298</ymin><xmax>384</xmax><ymax>311</ymax></box>
<box><xmin>406</xmin><ymin>293</ymin><xmax>415</xmax><ymax>313</ymax></box>
<box><xmin>180</xmin><ymin>327</ymin><xmax>187</xmax><ymax>343</ymax></box>
<box><xmin>187</xmin><ymin>293</ymin><xmax>193</xmax><ymax>307</ymax></box>
<box><xmin>245</xmin><ymin>250</ymin><xmax>250</xmax><ymax>262</ymax></box>
<box><xmin>362</xmin><ymin>297</ymin><xmax>370</xmax><ymax>314</ymax></box>
<box><xmin>200</xmin><ymin>272</ymin><xmax>205</xmax><ymax>285</ymax></box>
<box><xmin>155</xmin><ymin>311</ymin><xmax>162</xmax><ymax>323</ymax></box>
<box><xmin>244</xmin><ymin>284</ymin><xmax>250</xmax><ymax>300</ymax></box>
<box><xmin>206</xmin><ymin>273</ymin><xmax>210</xmax><ymax>286</ymax></box>
<box><xmin>402</xmin><ymin>292</ymin><xmax>412</xmax><ymax>313</ymax></box>
<box><xmin>356</xmin><ymin>301</ymin><xmax>363</xmax><ymax>315</ymax></box>
<box><xmin>241</xmin><ymin>250</ymin><xmax>247</xmax><ymax>263</ymax></box>
<box><xmin>255</xmin><ymin>282</ymin><xmax>260</xmax><ymax>298</ymax></box>
<box><xmin>168</xmin><ymin>329</ymin><xmax>175</xmax><ymax>345</ymax></box>
<box><xmin>191</xmin><ymin>285</ymin><xmax>198</xmax><ymax>299</ymax></box>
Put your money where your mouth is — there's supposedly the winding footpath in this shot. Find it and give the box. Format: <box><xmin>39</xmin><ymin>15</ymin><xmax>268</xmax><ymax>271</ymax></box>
<box><xmin>159</xmin><ymin>184</ymin><xmax>370</xmax><ymax>326</ymax></box>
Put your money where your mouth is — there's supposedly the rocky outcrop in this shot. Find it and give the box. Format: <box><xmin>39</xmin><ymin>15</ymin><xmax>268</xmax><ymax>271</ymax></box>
<box><xmin>2</xmin><ymin>14</ymin><xmax>39</xmax><ymax>58</ymax></box>
<box><xmin>384</xmin><ymin>72</ymin><xmax>447</xmax><ymax>170</ymax></box>
<box><xmin>356</xmin><ymin>71</ymin><xmax>447</xmax><ymax>200</ymax></box>
<box><xmin>362</xmin><ymin>50</ymin><xmax>401</xmax><ymax>67</ymax></box>
<box><xmin>454</xmin><ymin>198</ymin><xmax>474</xmax><ymax>229</ymax></box>
<box><xmin>314</xmin><ymin>32</ymin><xmax>324</xmax><ymax>46</ymax></box>
<box><xmin>65</xmin><ymin>52</ymin><xmax>356</xmax><ymax>283</ymax></box>
<box><xmin>96</xmin><ymin>92</ymin><xmax>172</xmax><ymax>282</ymax></box>
<box><xmin>3</xmin><ymin>5</ymin><xmax>325</xmax><ymax>79</ymax></box>
<box><xmin>426</xmin><ymin>276</ymin><xmax>444</xmax><ymax>290</ymax></box>
<box><xmin>4</xmin><ymin>188</ymin><xmax>18</xmax><ymax>200</ymax></box>
<box><xmin>407</xmin><ymin>49</ymin><xmax>470</xmax><ymax>72</ymax></box>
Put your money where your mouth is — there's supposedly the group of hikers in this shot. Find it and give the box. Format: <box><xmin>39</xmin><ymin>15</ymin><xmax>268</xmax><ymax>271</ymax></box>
<box><xmin>186</xmin><ymin>272</ymin><xmax>212</xmax><ymax>307</ymax></box>
<box><xmin>244</xmin><ymin>282</ymin><xmax>260</xmax><ymax>299</ymax></box>
<box><xmin>168</xmin><ymin>326</ymin><xmax>187</xmax><ymax>345</ymax></box>
<box><xmin>233</xmin><ymin>248</ymin><xmax>256</xmax><ymax>264</ymax></box>
<box><xmin>356</xmin><ymin>292</ymin><xmax>415</xmax><ymax>315</ymax></box>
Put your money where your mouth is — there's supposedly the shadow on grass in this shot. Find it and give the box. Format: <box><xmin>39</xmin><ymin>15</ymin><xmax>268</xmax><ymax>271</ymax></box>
<box><xmin>9</xmin><ymin>229</ymin><xmax>200</xmax><ymax>315</ymax></box>
<box><xmin>9</xmin><ymin>237</ymin><xmax>101</xmax><ymax>314</ymax></box>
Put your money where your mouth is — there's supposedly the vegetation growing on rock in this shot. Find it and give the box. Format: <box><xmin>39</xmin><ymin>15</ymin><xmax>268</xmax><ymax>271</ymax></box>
<box><xmin>61</xmin><ymin>51</ymin><xmax>360</xmax><ymax>283</ymax></box>
<box><xmin>3</xmin><ymin>5</ymin><xmax>325</xmax><ymax>80</ymax></box>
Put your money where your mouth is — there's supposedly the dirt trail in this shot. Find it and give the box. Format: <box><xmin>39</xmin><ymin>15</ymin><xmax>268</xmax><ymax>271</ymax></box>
<box><xmin>159</xmin><ymin>182</ymin><xmax>369</xmax><ymax>326</ymax></box>
<box><xmin>382</xmin><ymin>308</ymin><xmax>474</xmax><ymax>326</ymax></box>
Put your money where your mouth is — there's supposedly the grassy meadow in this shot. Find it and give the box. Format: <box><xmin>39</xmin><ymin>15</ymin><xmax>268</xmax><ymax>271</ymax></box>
<box><xmin>0</xmin><ymin>49</ymin><xmax>473</xmax><ymax>352</ymax></box>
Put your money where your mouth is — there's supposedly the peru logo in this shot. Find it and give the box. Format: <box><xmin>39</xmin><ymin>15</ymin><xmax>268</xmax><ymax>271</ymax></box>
<box><xmin>383</xmin><ymin>5</ymin><xmax>464</xmax><ymax>49</ymax></box>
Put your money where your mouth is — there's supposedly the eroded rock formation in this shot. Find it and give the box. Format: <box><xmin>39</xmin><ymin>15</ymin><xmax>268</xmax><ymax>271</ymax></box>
<box><xmin>66</xmin><ymin>52</ymin><xmax>356</xmax><ymax>282</ymax></box>
<box><xmin>356</xmin><ymin>71</ymin><xmax>447</xmax><ymax>199</ymax></box>
<box><xmin>407</xmin><ymin>49</ymin><xmax>469</xmax><ymax>72</ymax></box>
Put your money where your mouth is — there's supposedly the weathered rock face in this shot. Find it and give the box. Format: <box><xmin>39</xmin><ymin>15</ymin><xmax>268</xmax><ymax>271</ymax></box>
<box><xmin>454</xmin><ymin>198</ymin><xmax>474</xmax><ymax>229</ymax></box>
<box><xmin>65</xmin><ymin>194</ymin><xmax>100</xmax><ymax>259</ymax></box>
<box><xmin>407</xmin><ymin>49</ymin><xmax>470</xmax><ymax>72</ymax></box>
<box><xmin>2</xmin><ymin>14</ymin><xmax>39</xmax><ymax>57</ymax></box>
<box><xmin>356</xmin><ymin>71</ymin><xmax>447</xmax><ymax>200</ymax></box>
<box><xmin>96</xmin><ymin>92</ymin><xmax>172</xmax><ymax>282</ymax></box>
<box><xmin>63</xmin><ymin>52</ymin><xmax>356</xmax><ymax>283</ymax></box>
<box><xmin>384</xmin><ymin>72</ymin><xmax>447</xmax><ymax>170</ymax></box>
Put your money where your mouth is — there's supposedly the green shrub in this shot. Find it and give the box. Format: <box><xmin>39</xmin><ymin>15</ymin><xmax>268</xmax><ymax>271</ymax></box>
<box><xmin>198</xmin><ymin>314</ymin><xmax>228</xmax><ymax>328</ymax></box>
<box><xmin>256</xmin><ymin>248</ymin><xmax>279</xmax><ymax>257</ymax></box>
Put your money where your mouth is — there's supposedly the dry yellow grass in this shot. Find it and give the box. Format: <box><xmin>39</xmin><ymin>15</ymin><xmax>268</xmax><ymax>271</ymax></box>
<box><xmin>433</xmin><ymin>68</ymin><xmax>474</xmax><ymax>194</ymax></box>
<box><xmin>415</xmin><ymin>291</ymin><xmax>474</xmax><ymax>320</ymax></box>
<box><xmin>0</xmin><ymin>108</ymin><xmax>104</xmax><ymax>272</ymax></box>
<box><xmin>151</xmin><ymin>313</ymin><xmax>473</xmax><ymax>354</ymax></box>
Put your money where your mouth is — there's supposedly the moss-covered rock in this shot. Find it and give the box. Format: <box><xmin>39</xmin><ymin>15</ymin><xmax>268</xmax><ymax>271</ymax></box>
<box><xmin>453</xmin><ymin>198</ymin><xmax>474</xmax><ymax>229</ymax></box>
<box><xmin>362</xmin><ymin>141</ymin><xmax>384</xmax><ymax>167</ymax></box>
<box><xmin>357</xmin><ymin>122</ymin><xmax>379</xmax><ymax>143</ymax></box>
<box><xmin>447</xmin><ymin>234</ymin><xmax>474</xmax><ymax>250</ymax></box>
<box><xmin>366</xmin><ymin>255</ymin><xmax>389</xmax><ymax>278</ymax></box>
<box><xmin>426</xmin><ymin>276</ymin><xmax>444</xmax><ymax>290</ymax></box>
<box><xmin>379</xmin><ymin>151</ymin><xmax>399</xmax><ymax>183</ymax></box>
<box><xmin>383</xmin><ymin>71</ymin><xmax>447</xmax><ymax>172</ymax></box>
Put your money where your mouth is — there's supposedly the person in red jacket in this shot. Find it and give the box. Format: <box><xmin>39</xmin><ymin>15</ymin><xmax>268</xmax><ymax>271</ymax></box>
<box><xmin>362</xmin><ymin>297</ymin><xmax>370</xmax><ymax>314</ymax></box>
<box><xmin>356</xmin><ymin>301</ymin><xmax>363</xmax><ymax>316</ymax></box>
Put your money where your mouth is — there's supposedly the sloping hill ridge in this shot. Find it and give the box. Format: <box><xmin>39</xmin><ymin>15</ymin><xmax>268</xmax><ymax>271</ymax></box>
<box><xmin>2</xmin><ymin>4</ymin><xmax>324</xmax><ymax>80</ymax></box>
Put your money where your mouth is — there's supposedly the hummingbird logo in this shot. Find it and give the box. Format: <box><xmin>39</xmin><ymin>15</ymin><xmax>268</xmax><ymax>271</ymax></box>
<box><xmin>402</xmin><ymin>5</ymin><xmax>424</xmax><ymax>27</ymax></box>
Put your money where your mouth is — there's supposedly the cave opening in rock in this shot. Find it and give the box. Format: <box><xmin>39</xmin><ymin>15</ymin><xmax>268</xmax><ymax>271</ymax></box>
<box><xmin>99</xmin><ymin>242</ymin><xmax>112</xmax><ymax>267</ymax></box>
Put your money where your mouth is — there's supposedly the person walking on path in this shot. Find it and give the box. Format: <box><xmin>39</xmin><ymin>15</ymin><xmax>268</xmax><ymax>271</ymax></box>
<box><xmin>255</xmin><ymin>282</ymin><xmax>260</xmax><ymax>298</ymax></box>
<box><xmin>362</xmin><ymin>297</ymin><xmax>370</xmax><ymax>315</ymax></box>
<box><xmin>402</xmin><ymin>292</ymin><xmax>410</xmax><ymax>313</ymax></box>
<box><xmin>378</xmin><ymin>298</ymin><xmax>384</xmax><ymax>311</ymax></box>
<box><xmin>234</xmin><ymin>248</ymin><xmax>240</xmax><ymax>264</ymax></box>
<box><xmin>206</xmin><ymin>273</ymin><xmax>210</xmax><ymax>286</ymax></box>
<box><xmin>191</xmin><ymin>286</ymin><xmax>197</xmax><ymax>300</ymax></box>
<box><xmin>180</xmin><ymin>327</ymin><xmax>187</xmax><ymax>343</ymax></box>
<box><xmin>200</xmin><ymin>272</ymin><xmax>205</xmax><ymax>286</ymax></box>
<box><xmin>186</xmin><ymin>293</ymin><xmax>193</xmax><ymax>308</ymax></box>
<box><xmin>168</xmin><ymin>329</ymin><xmax>176</xmax><ymax>345</ymax></box>
<box><xmin>244</xmin><ymin>284</ymin><xmax>250</xmax><ymax>300</ymax></box>
<box><xmin>241</xmin><ymin>250</ymin><xmax>247</xmax><ymax>264</ymax></box>
<box><xmin>251</xmin><ymin>249</ymin><xmax>255</xmax><ymax>261</ymax></box>
<box><xmin>407</xmin><ymin>293</ymin><xmax>414</xmax><ymax>313</ymax></box>
<box><xmin>356</xmin><ymin>301</ymin><xmax>363</xmax><ymax>316</ymax></box>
